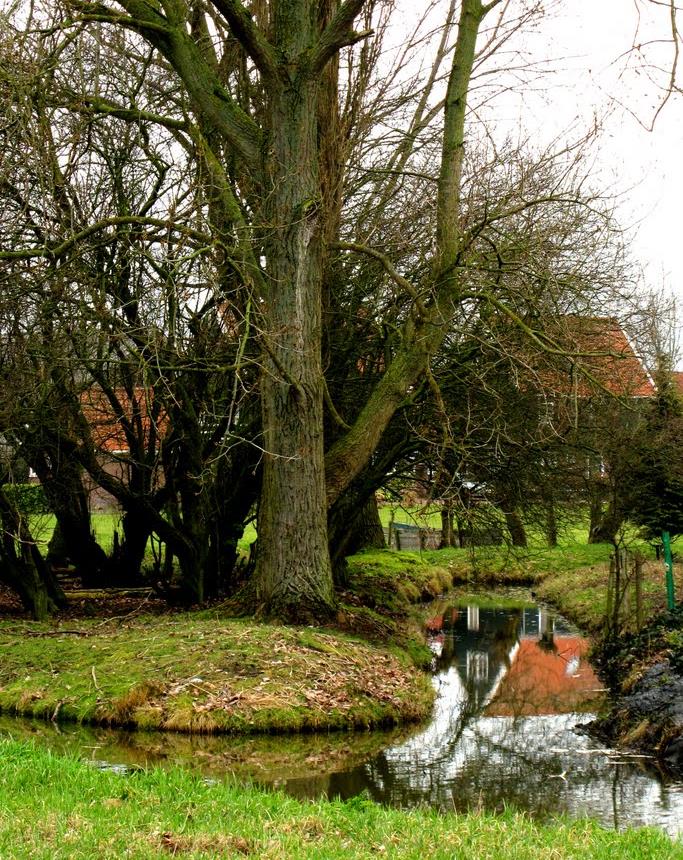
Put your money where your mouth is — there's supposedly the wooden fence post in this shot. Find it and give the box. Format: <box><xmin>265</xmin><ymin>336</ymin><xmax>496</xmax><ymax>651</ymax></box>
<box><xmin>606</xmin><ymin>553</ymin><xmax>616</xmax><ymax>635</ymax></box>
<box><xmin>634</xmin><ymin>553</ymin><xmax>644</xmax><ymax>631</ymax></box>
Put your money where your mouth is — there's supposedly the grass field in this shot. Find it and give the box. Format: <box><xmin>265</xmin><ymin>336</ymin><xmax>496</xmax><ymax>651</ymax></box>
<box><xmin>0</xmin><ymin>739</ymin><xmax>679</xmax><ymax>860</ymax></box>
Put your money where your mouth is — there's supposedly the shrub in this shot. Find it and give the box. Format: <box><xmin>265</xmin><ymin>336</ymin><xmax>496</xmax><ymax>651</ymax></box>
<box><xmin>1</xmin><ymin>483</ymin><xmax>49</xmax><ymax>515</ymax></box>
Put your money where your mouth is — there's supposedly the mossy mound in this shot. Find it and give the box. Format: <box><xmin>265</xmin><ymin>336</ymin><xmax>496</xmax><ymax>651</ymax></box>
<box><xmin>0</xmin><ymin>614</ymin><xmax>434</xmax><ymax>734</ymax></box>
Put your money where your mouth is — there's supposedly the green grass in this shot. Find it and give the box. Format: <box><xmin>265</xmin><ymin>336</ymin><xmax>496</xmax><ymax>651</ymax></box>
<box><xmin>238</xmin><ymin>520</ymin><xmax>257</xmax><ymax>552</ymax></box>
<box><xmin>32</xmin><ymin>511</ymin><xmax>260</xmax><ymax>561</ymax></box>
<box><xmin>30</xmin><ymin>512</ymin><xmax>123</xmax><ymax>555</ymax></box>
<box><xmin>0</xmin><ymin>739</ymin><xmax>679</xmax><ymax>860</ymax></box>
<box><xmin>0</xmin><ymin>613</ymin><xmax>433</xmax><ymax>734</ymax></box>
<box><xmin>537</xmin><ymin>558</ymin><xmax>683</xmax><ymax>635</ymax></box>
<box><xmin>345</xmin><ymin>550</ymin><xmax>454</xmax><ymax>610</ymax></box>
<box><xmin>347</xmin><ymin>541</ymin><xmax>620</xmax><ymax>593</ymax></box>
<box><xmin>379</xmin><ymin>503</ymin><xmax>443</xmax><ymax>528</ymax></box>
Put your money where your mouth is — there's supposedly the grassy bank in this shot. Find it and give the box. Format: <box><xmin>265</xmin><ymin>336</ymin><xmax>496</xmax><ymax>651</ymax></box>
<box><xmin>535</xmin><ymin>547</ymin><xmax>683</xmax><ymax>763</ymax></box>
<box><xmin>537</xmin><ymin>557</ymin><xmax>683</xmax><ymax>635</ymax></box>
<box><xmin>348</xmin><ymin>537</ymin><xmax>681</xmax><ymax>634</ymax></box>
<box><xmin>0</xmin><ymin>543</ymin><xmax>510</xmax><ymax>736</ymax></box>
<box><xmin>347</xmin><ymin>540</ymin><xmax>616</xmax><ymax>593</ymax></box>
<box><xmin>0</xmin><ymin>739</ymin><xmax>679</xmax><ymax>860</ymax></box>
<box><xmin>0</xmin><ymin>613</ymin><xmax>433</xmax><ymax>733</ymax></box>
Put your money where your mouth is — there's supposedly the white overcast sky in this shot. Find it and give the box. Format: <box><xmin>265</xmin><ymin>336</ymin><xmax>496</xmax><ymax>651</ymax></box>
<box><xmin>388</xmin><ymin>0</ymin><xmax>683</xmax><ymax>356</ymax></box>
<box><xmin>531</xmin><ymin>1</ymin><xmax>682</xmax><ymax>292</ymax></box>
<box><xmin>481</xmin><ymin>0</ymin><xmax>683</xmax><ymax>356</ymax></box>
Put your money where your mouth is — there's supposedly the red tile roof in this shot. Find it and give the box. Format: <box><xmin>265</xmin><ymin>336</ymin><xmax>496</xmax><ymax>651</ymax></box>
<box><xmin>80</xmin><ymin>387</ymin><xmax>166</xmax><ymax>453</ymax></box>
<box><xmin>541</xmin><ymin>317</ymin><xmax>655</xmax><ymax>398</ymax></box>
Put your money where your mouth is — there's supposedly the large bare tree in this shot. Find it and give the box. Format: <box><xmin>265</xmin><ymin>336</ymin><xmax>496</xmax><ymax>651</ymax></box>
<box><xmin>0</xmin><ymin>0</ymin><xmax>638</xmax><ymax>621</ymax></box>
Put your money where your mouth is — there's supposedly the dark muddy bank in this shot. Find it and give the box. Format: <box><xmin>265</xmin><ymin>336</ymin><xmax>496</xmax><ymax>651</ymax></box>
<box><xmin>590</xmin><ymin>605</ymin><xmax>683</xmax><ymax>772</ymax></box>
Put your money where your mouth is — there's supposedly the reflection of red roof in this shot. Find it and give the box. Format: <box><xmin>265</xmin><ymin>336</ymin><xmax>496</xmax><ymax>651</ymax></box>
<box><xmin>544</xmin><ymin>317</ymin><xmax>654</xmax><ymax>398</ymax></box>
<box><xmin>426</xmin><ymin>608</ymin><xmax>460</xmax><ymax>632</ymax></box>
<box><xmin>673</xmin><ymin>372</ymin><xmax>683</xmax><ymax>397</ymax></box>
<box><xmin>485</xmin><ymin>637</ymin><xmax>602</xmax><ymax>717</ymax></box>
<box><xmin>80</xmin><ymin>387</ymin><xmax>166</xmax><ymax>453</ymax></box>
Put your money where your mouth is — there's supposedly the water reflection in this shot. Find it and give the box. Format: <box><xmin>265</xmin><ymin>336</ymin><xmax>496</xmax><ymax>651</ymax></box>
<box><xmin>1</xmin><ymin>599</ymin><xmax>682</xmax><ymax>837</ymax></box>
<box><xmin>284</xmin><ymin>603</ymin><xmax>683</xmax><ymax>838</ymax></box>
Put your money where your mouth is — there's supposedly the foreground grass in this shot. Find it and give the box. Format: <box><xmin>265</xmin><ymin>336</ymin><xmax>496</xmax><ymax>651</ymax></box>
<box><xmin>0</xmin><ymin>614</ymin><xmax>433</xmax><ymax>733</ymax></box>
<box><xmin>0</xmin><ymin>739</ymin><xmax>679</xmax><ymax>860</ymax></box>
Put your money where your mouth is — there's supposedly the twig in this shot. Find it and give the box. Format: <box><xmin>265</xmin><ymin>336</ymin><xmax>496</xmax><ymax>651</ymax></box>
<box><xmin>94</xmin><ymin>594</ymin><xmax>152</xmax><ymax>628</ymax></box>
<box><xmin>2</xmin><ymin>628</ymin><xmax>90</xmax><ymax>637</ymax></box>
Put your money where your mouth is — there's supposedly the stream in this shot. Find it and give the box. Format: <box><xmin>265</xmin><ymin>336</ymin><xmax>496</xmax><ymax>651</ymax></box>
<box><xmin>2</xmin><ymin>591</ymin><xmax>682</xmax><ymax>837</ymax></box>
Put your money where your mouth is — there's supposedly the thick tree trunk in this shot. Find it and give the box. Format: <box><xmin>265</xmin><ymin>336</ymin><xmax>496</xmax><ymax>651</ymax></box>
<box><xmin>253</xmin><ymin>43</ymin><xmax>335</xmax><ymax>622</ymax></box>
<box><xmin>31</xmin><ymin>452</ymin><xmax>109</xmax><ymax>585</ymax></box>
<box><xmin>175</xmin><ymin>478</ymin><xmax>210</xmax><ymax>605</ymax></box>
<box><xmin>504</xmin><ymin>509</ymin><xmax>528</xmax><ymax>548</ymax></box>
<box><xmin>256</xmin><ymin>367</ymin><xmax>334</xmax><ymax>620</ymax></box>
<box><xmin>343</xmin><ymin>494</ymin><xmax>386</xmax><ymax>556</ymax></box>
<box><xmin>439</xmin><ymin>502</ymin><xmax>457</xmax><ymax>548</ymax></box>
<box><xmin>111</xmin><ymin>511</ymin><xmax>152</xmax><ymax>584</ymax></box>
<box><xmin>589</xmin><ymin>497</ymin><xmax>624</xmax><ymax>544</ymax></box>
<box><xmin>205</xmin><ymin>445</ymin><xmax>260</xmax><ymax>596</ymax></box>
<box><xmin>588</xmin><ymin>482</ymin><xmax>605</xmax><ymax>543</ymax></box>
<box><xmin>588</xmin><ymin>478</ymin><xmax>626</xmax><ymax>544</ymax></box>
<box><xmin>328</xmin><ymin>463</ymin><xmax>396</xmax><ymax>583</ymax></box>
<box><xmin>0</xmin><ymin>486</ymin><xmax>65</xmax><ymax>619</ymax></box>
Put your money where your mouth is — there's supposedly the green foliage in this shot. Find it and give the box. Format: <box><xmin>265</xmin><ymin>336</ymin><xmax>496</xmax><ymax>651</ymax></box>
<box><xmin>2</xmin><ymin>483</ymin><xmax>48</xmax><ymax>516</ymax></box>
<box><xmin>624</xmin><ymin>371</ymin><xmax>683</xmax><ymax>539</ymax></box>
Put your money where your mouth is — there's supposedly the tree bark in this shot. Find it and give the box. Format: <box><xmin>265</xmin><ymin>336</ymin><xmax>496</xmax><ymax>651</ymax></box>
<box><xmin>0</xmin><ymin>486</ymin><xmax>65</xmax><ymax>619</ymax></box>
<box><xmin>504</xmin><ymin>509</ymin><xmax>528</xmax><ymax>548</ymax></box>
<box><xmin>111</xmin><ymin>511</ymin><xmax>152</xmax><ymax>585</ymax></box>
<box><xmin>253</xmin><ymin>9</ymin><xmax>335</xmax><ymax>623</ymax></box>
<box><xmin>343</xmin><ymin>494</ymin><xmax>386</xmax><ymax>556</ymax></box>
<box><xmin>589</xmin><ymin>498</ymin><xmax>624</xmax><ymax>544</ymax></box>
<box><xmin>30</xmin><ymin>450</ymin><xmax>109</xmax><ymax>585</ymax></box>
<box><xmin>439</xmin><ymin>502</ymin><xmax>457</xmax><ymax>548</ymax></box>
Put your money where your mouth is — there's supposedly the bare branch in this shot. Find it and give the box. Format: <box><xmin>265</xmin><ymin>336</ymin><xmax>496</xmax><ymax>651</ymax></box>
<box><xmin>309</xmin><ymin>0</ymin><xmax>371</xmax><ymax>75</ymax></box>
<box><xmin>208</xmin><ymin>0</ymin><xmax>279</xmax><ymax>82</ymax></box>
<box><xmin>60</xmin><ymin>92</ymin><xmax>190</xmax><ymax>132</ymax></box>
<box><xmin>332</xmin><ymin>240</ymin><xmax>427</xmax><ymax>319</ymax></box>
<box><xmin>0</xmin><ymin>216</ymin><xmax>212</xmax><ymax>261</ymax></box>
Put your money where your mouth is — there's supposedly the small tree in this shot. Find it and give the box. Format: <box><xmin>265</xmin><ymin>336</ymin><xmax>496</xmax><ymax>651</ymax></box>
<box><xmin>623</xmin><ymin>363</ymin><xmax>683</xmax><ymax>540</ymax></box>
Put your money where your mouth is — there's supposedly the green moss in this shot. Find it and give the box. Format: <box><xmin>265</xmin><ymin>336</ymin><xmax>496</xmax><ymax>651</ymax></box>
<box><xmin>0</xmin><ymin>614</ymin><xmax>433</xmax><ymax>735</ymax></box>
<box><xmin>345</xmin><ymin>550</ymin><xmax>454</xmax><ymax>611</ymax></box>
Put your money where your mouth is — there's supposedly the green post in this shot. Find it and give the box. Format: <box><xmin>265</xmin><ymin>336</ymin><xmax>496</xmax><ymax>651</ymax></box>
<box><xmin>662</xmin><ymin>530</ymin><xmax>676</xmax><ymax>611</ymax></box>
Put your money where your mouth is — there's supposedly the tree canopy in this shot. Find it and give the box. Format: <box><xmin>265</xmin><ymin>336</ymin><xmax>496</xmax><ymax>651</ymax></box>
<box><xmin>0</xmin><ymin>0</ymin><xmax>662</xmax><ymax>620</ymax></box>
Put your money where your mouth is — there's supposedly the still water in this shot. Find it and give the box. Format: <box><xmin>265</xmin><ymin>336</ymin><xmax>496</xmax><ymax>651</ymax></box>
<box><xmin>2</xmin><ymin>595</ymin><xmax>682</xmax><ymax>836</ymax></box>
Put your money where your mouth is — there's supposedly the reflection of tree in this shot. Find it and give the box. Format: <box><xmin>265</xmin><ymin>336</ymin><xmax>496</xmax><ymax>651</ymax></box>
<box><xmin>328</xmin><ymin>605</ymin><xmax>683</xmax><ymax>833</ymax></box>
